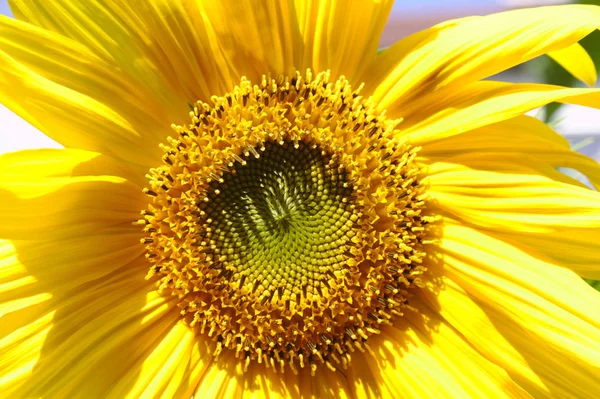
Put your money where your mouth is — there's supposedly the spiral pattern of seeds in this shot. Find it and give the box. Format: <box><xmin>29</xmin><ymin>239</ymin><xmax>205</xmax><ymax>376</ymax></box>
<box><xmin>140</xmin><ymin>70</ymin><xmax>432</xmax><ymax>375</ymax></box>
<box><xmin>201</xmin><ymin>139</ymin><xmax>356</xmax><ymax>301</ymax></box>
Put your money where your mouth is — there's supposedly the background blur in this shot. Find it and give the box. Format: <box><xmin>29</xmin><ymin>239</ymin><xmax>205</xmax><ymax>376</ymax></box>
<box><xmin>1</xmin><ymin>0</ymin><xmax>599</xmax><ymax>160</ymax></box>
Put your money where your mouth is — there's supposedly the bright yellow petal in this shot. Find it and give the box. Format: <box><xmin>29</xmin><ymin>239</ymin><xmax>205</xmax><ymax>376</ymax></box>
<box><xmin>192</xmin><ymin>352</ymin><xmax>244</xmax><ymax>398</ymax></box>
<box><xmin>365</xmin><ymin>4</ymin><xmax>600</xmax><ymax>109</ymax></box>
<box><xmin>239</xmin><ymin>362</ymin><xmax>301</xmax><ymax>399</ymax></box>
<box><xmin>108</xmin><ymin>321</ymin><xmax>212</xmax><ymax>399</ymax></box>
<box><xmin>9</xmin><ymin>0</ymin><xmax>302</xmax><ymax>105</ymax></box>
<box><xmin>423</xmin><ymin>223</ymin><xmax>600</xmax><ymax>397</ymax></box>
<box><xmin>0</xmin><ymin>17</ymin><xmax>178</xmax><ymax>168</ymax></box>
<box><xmin>425</xmin><ymin>155</ymin><xmax>600</xmax><ymax>279</ymax></box>
<box><xmin>311</xmin><ymin>367</ymin><xmax>352</xmax><ymax>399</ymax></box>
<box><xmin>0</xmin><ymin>148</ymin><xmax>200</xmax><ymax>397</ymax></box>
<box><xmin>0</xmin><ymin>147</ymin><xmax>143</xmax><ymax>185</ymax></box>
<box><xmin>198</xmin><ymin>0</ymin><xmax>302</xmax><ymax>84</ymax></box>
<box><xmin>0</xmin><ymin>230</ymin><xmax>143</xmax><ymax>316</ymax></box>
<box><xmin>294</xmin><ymin>0</ymin><xmax>393</xmax><ymax>81</ymax></box>
<box><xmin>110</xmin><ymin>0</ymin><xmax>246</xmax><ymax>102</ymax></box>
<box><xmin>0</xmin><ymin>237</ymin><xmax>143</xmax><ymax>394</ymax></box>
<box><xmin>426</xmin><ymin>157</ymin><xmax>600</xmax><ymax>275</ymax></box>
<box><xmin>0</xmin><ymin>149</ymin><xmax>144</xmax><ymax>240</ymax></box>
<box><xmin>189</xmin><ymin>353</ymin><xmax>352</xmax><ymax>398</ymax></box>
<box><xmin>358</xmin><ymin>13</ymin><xmax>472</xmax><ymax>96</ymax></box>
<box><xmin>8</xmin><ymin>0</ymin><xmax>188</xmax><ymax>110</ymax></box>
<box><xmin>0</xmin><ymin>260</ymin><xmax>177</xmax><ymax>398</ymax></box>
<box><xmin>0</xmin><ymin>309</ymin><xmax>54</xmax><ymax>396</ymax></box>
<box><xmin>347</xmin><ymin>301</ymin><xmax>529</xmax><ymax>399</ymax></box>
<box><xmin>400</xmin><ymin>81</ymin><xmax>600</xmax><ymax>145</ymax></box>
<box><xmin>420</xmin><ymin>115</ymin><xmax>600</xmax><ymax>189</ymax></box>
<box><xmin>0</xmin><ymin>242</ymin><xmax>52</xmax><ymax>342</ymax></box>
<box><xmin>0</xmin><ymin>148</ymin><xmax>156</xmax><ymax>396</ymax></box>
<box><xmin>548</xmin><ymin>42</ymin><xmax>597</xmax><ymax>87</ymax></box>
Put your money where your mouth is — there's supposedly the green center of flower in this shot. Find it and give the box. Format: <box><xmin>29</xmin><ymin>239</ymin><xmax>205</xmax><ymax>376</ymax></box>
<box><xmin>139</xmin><ymin>70</ymin><xmax>431</xmax><ymax>375</ymax></box>
<box><xmin>201</xmin><ymin>140</ymin><xmax>355</xmax><ymax>300</ymax></box>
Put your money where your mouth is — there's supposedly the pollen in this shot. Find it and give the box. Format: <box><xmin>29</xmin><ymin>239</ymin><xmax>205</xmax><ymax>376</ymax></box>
<box><xmin>140</xmin><ymin>70</ymin><xmax>432</xmax><ymax>374</ymax></box>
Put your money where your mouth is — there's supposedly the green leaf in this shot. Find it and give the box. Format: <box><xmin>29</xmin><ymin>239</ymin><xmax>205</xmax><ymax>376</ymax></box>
<box><xmin>584</xmin><ymin>278</ymin><xmax>600</xmax><ymax>292</ymax></box>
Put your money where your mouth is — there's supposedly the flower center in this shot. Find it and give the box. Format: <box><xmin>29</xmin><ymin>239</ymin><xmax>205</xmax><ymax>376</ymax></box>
<box><xmin>140</xmin><ymin>70</ymin><xmax>431</xmax><ymax>375</ymax></box>
<box><xmin>201</xmin><ymin>139</ymin><xmax>356</xmax><ymax>300</ymax></box>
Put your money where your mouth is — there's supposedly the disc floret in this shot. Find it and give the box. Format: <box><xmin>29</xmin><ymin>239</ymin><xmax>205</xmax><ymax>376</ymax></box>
<box><xmin>140</xmin><ymin>70</ymin><xmax>431</xmax><ymax>374</ymax></box>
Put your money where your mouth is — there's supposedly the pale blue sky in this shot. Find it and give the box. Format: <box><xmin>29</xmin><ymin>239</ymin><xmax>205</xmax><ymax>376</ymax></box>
<box><xmin>395</xmin><ymin>0</ymin><xmax>495</xmax><ymax>12</ymax></box>
<box><xmin>0</xmin><ymin>1</ymin><xmax>11</xmax><ymax>17</ymax></box>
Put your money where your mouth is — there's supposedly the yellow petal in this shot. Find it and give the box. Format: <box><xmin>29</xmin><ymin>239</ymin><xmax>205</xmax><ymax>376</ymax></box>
<box><xmin>426</xmin><ymin>156</ymin><xmax>600</xmax><ymax>279</ymax></box>
<box><xmin>359</xmin><ymin>14</ymin><xmax>472</xmax><ymax>97</ymax></box>
<box><xmin>420</xmin><ymin>115</ymin><xmax>600</xmax><ymax>189</ymax></box>
<box><xmin>110</xmin><ymin>321</ymin><xmax>212</xmax><ymax>399</ymax></box>
<box><xmin>0</xmin><ymin>17</ymin><xmax>176</xmax><ymax>169</ymax></box>
<box><xmin>110</xmin><ymin>0</ymin><xmax>243</xmax><ymax>102</ymax></box>
<box><xmin>365</xmin><ymin>4</ymin><xmax>600</xmax><ymax>109</ymax></box>
<box><xmin>294</xmin><ymin>0</ymin><xmax>393</xmax><ymax>81</ymax></box>
<box><xmin>0</xmin><ymin>149</ymin><xmax>153</xmax><ymax>397</ymax></box>
<box><xmin>0</xmin><ymin>240</ymin><xmax>45</xmax><ymax>318</ymax></box>
<box><xmin>8</xmin><ymin>0</ymin><xmax>188</xmax><ymax>110</ymax></box>
<box><xmin>124</xmin><ymin>0</ymin><xmax>249</xmax><ymax>103</ymax></box>
<box><xmin>198</xmin><ymin>0</ymin><xmax>302</xmax><ymax>84</ymax></box>
<box><xmin>548</xmin><ymin>42</ymin><xmax>597</xmax><ymax>87</ymax></box>
<box><xmin>9</xmin><ymin>0</ymin><xmax>301</xmax><ymax>105</ymax></box>
<box><xmin>0</xmin><ymin>160</ymin><xmax>192</xmax><ymax>397</ymax></box>
<box><xmin>425</xmin><ymin>223</ymin><xmax>600</xmax><ymax>397</ymax></box>
<box><xmin>400</xmin><ymin>81</ymin><xmax>600</xmax><ymax>145</ymax></box>
<box><xmin>192</xmin><ymin>351</ymin><xmax>245</xmax><ymax>399</ymax></box>
<box><xmin>0</xmin><ymin>261</ymin><xmax>177</xmax><ymax>398</ymax></box>
<box><xmin>0</xmin><ymin>230</ymin><xmax>143</xmax><ymax>317</ymax></box>
<box><xmin>190</xmin><ymin>351</ymin><xmax>352</xmax><ymax>398</ymax></box>
<box><xmin>347</xmin><ymin>301</ymin><xmax>529</xmax><ymax>398</ymax></box>
<box><xmin>0</xmin><ymin>309</ymin><xmax>54</xmax><ymax>396</ymax></box>
<box><xmin>0</xmin><ymin>147</ymin><xmax>144</xmax><ymax>186</ymax></box>
<box><xmin>0</xmin><ymin>149</ymin><xmax>144</xmax><ymax>240</ymax></box>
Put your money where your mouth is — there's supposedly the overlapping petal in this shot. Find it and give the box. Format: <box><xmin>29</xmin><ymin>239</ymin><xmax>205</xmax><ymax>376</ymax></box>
<box><xmin>294</xmin><ymin>0</ymin><xmax>394</xmax><ymax>81</ymax></box>
<box><xmin>189</xmin><ymin>352</ymin><xmax>352</xmax><ymax>399</ymax></box>
<box><xmin>0</xmin><ymin>17</ymin><xmax>180</xmax><ymax>169</ymax></box>
<box><xmin>108</xmin><ymin>322</ymin><xmax>213</xmax><ymax>398</ymax></box>
<box><xmin>8</xmin><ymin>0</ymin><xmax>193</xmax><ymax>109</ymax></box>
<box><xmin>347</xmin><ymin>301</ymin><xmax>529</xmax><ymax>399</ymax></box>
<box><xmin>422</xmin><ymin>223</ymin><xmax>600</xmax><ymax>397</ymax></box>
<box><xmin>365</xmin><ymin>5</ymin><xmax>600</xmax><ymax>110</ymax></box>
<box><xmin>0</xmin><ymin>148</ymin><xmax>161</xmax><ymax>396</ymax></box>
<box><xmin>8</xmin><ymin>0</ymin><xmax>395</xmax><ymax>99</ymax></box>
<box><xmin>0</xmin><ymin>262</ymin><xmax>178</xmax><ymax>397</ymax></box>
<box><xmin>424</xmin><ymin>152</ymin><xmax>600</xmax><ymax>279</ymax></box>
<box><xmin>8</xmin><ymin>0</ymin><xmax>302</xmax><ymax>102</ymax></box>
<box><xmin>0</xmin><ymin>148</ymin><xmax>219</xmax><ymax>398</ymax></box>
<box><xmin>419</xmin><ymin>115</ymin><xmax>600</xmax><ymax>189</ymax></box>
<box><xmin>395</xmin><ymin>81</ymin><xmax>600</xmax><ymax>144</ymax></box>
<box><xmin>547</xmin><ymin>42</ymin><xmax>597</xmax><ymax>87</ymax></box>
<box><xmin>0</xmin><ymin>149</ymin><xmax>144</xmax><ymax>240</ymax></box>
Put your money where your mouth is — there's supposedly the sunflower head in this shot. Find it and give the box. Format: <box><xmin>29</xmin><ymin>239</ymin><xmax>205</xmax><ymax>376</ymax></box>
<box><xmin>4</xmin><ymin>1</ymin><xmax>600</xmax><ymax>398</ymax></box>
<box><xmin>140</xmin><ymin>70</ymin><xmax>431</xmax><ymax>373</ymax></box>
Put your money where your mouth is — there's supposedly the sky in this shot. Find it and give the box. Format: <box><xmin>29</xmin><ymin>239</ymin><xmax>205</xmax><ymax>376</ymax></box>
<box><xmin>0</xmin><ymin>1</ymin><xmax>11</xmax><ymax>17</ymax></box>
<box><xmin>394</xmin><ymin>0</ymin><xmax>498</xmax><ymax>12</ymax></box>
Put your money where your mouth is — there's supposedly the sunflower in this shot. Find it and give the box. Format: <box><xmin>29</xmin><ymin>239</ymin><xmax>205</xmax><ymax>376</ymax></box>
<box><xmin>1</xmin><ymin>1</ymin><xmax>600</xmax><ymax>398</ymax></box>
